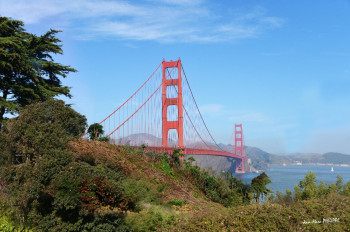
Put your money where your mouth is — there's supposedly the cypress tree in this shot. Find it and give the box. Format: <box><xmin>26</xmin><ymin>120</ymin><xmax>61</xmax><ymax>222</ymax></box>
<box><xmin>0</xmin><ymin>17</ymin><xmax>76</xmax><ymax>127</ymax></box>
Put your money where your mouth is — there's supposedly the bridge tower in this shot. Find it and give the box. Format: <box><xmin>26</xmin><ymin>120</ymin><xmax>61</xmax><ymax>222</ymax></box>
<box><xmin>235</xmin><ymin>124</ymin><xmax>245</xmax><ymax>173</ymax></box>
<box><xmin>162</xmin><ymin>59</ymin><xmax>184</xmax><ymax>150</ymax></box>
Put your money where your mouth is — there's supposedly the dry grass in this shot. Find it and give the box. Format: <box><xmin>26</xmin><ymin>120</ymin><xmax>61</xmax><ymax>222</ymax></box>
<box><xmin>67</xmin><ymin>139</ymin><xmax>223</xmax><ymax>215</ymax></box>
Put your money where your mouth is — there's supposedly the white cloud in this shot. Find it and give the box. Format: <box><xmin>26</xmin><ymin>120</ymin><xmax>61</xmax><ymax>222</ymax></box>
<box><xmin>90</xmin><ymin>20</ymin><xmax>196</xmax><ymax>42</ymax></box>
<box><xmin>0</xmin><ymin>0</ymin><xmax>283</xmax><ymax>43</ymax></box>
<box><xmin>260</xmin><ymin>17</ymin><xmax>284</xmax><ymax>28</ymax></box>
<box><xmin>1</xmin><ymin>0</ymin><xmax>146</xmax><ymax>23</ymax></box>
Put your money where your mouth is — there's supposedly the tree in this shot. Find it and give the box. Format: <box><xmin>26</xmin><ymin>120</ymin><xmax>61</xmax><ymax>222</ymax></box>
<box><xmin>318</xmin><ymin>181</ymin><xmax>329</xmax><ymax>197</ymax></box>
<box><xmin>336</xmin><ymin>174</ymin><xmax>343</xmax><ymax>193</ymax></box>
<box><xmin>0</xmin><ymin>17</ymin><xmax>76</xmax><ymax>127</ymax></box>
<box><xmin>293</xmin><ymin>184</ymin><xmax>302</xmax><ymax>201</ymax></box>
<box><xmin>299</xmin><ymin>171</ymin><xmax>318</xmax><ymax>200</ymax></box>
<box><xmin>88</xmin><ymin>123</ymin><xmax>104</xmax><ymax>140</ymax></box>
<box><xmin>171</xmin><ymin>149</ymin><xmax>184</xmax><ymax>166</ymax></box>
<box><xmin>343</xmin><ymin>182</ymin><xmax>350</xmax><ymax>196</ymax></box>
<box><xmin>188</xmin><ymin>156</ymin><xmax>196</xmax><ymax>163</ymax></box>
<box><xmin>251</xmin><ymin>172</ymin><xmax>271</xmax><ymax>203</ymax></box>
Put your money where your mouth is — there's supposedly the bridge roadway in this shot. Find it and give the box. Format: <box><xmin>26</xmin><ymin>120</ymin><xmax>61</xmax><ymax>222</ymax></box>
<box><xmin>145</xmin><ymin>146</ymin><xmax>247</xmax><ymax>160</ymax></box>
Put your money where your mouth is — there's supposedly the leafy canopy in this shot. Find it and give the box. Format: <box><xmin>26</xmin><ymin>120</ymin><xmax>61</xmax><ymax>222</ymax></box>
<box><xmin>87</xmin><ymin>123</ymin><xmax>104</xmax><ymax>140</ymax></box>
<box><xmin>251</xmin><ymin>172</ymin><xmax>271</xmax><ymax>202</ymax></box>
<box><xmin>0</xmin><ymin>100</ymin><xmax>87</xmax><ymax>164</ymax></box>
<box><xmin>0</xmin><ymin>17</ymin><xmax>76</xmax><ymax>126</ymax></box>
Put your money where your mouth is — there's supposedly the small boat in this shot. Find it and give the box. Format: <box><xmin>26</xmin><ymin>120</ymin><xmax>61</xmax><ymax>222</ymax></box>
<box><xmin>331</xmin><ymin>167</ymin><xmax>334</xmax><ymax>172</ymax></box>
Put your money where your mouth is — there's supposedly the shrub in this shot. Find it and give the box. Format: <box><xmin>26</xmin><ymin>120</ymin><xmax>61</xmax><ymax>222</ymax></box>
<box><xmin>156</xmin><ymin>160</ymin><xmax>174</xmax><ymax>177</ymax></box>
<box><xmin>180</xmin><ymin>163</ymin><xmax>250</xmax><ymax>206</ymax></box>
<box><xmin>0</xmin><ymin>101</ymin><xmax>141</xmax><ymax>231</ymax></box>
<box><xmin>122</xmin><ymin>178</ymin><xmax>161</xmax><ymax>206</ymax></box>
<box><xmin>168</xmin><ymin>199</ymin><xmax>186</xmax><ymax>206</ymax></box>
<box><xmin>299</xmin><ymin>171</ymin><xmax>318</xmax><ymax>200</ymax></box>
<box><xmin>0</xmin><ymin>100</ymin><xmax>87</xmax><ymax>164</ymax></box>
<box><xmin>98</xmin><ymin>137</ymin><xmax>110</xmax><ymax>142</ymax></box>
<box><xmin>125</xmin><ymin>205</ymin><xmax>177</xmax><ymax>231</ymax></box>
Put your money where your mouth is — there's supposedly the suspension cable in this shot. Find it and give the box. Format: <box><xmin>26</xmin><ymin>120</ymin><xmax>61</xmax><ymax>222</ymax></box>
<box><xmin>181</xmin><ymin>65</ymin><xmax>225</xmax><ymax>151</ymax></box>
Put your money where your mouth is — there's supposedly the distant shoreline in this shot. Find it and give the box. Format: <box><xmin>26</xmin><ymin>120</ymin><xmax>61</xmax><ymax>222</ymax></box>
<box><xmin>274</xmin><ymin>163</ymin><xmax>350</xmax><ymax>167</ymax></box>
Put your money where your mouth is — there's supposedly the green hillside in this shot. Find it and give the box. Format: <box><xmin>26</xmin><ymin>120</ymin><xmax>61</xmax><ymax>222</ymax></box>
<box><xmin>1</xmin><ymin>100</ymin><xmax>350</xmax><ymax>231</ymax></box>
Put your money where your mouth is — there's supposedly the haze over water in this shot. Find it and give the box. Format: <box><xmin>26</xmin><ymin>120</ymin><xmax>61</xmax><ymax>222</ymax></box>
<box><xmin>237</xmin><ymin>165</ymin><xmax>350</xmax><ymax>194</ymax></box>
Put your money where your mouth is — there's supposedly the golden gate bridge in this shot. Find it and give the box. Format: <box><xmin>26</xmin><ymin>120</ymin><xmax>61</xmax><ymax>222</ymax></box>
<box><xmin>83</xmin><ymin>58</ymin><xmax>246</xmax><ymax>173</ymax></box>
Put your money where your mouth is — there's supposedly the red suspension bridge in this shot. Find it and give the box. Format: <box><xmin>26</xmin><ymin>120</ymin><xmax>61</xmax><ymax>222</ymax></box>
<box><xmin>84</xmin><ymin>58</ymin><xmax>246</xmax><ymax>173</ymax></box>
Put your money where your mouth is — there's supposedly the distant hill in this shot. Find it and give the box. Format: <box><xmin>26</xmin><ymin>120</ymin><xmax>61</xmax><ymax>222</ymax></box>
<box><xmin>217</xmin><ymin>143</ymin><xmax>350</xmax><ymax>171</ymax></box>
<box><xmin>180</xmin><ymin>144</ymin><xmax>277</xmax><ymax>173</ymax></box>
<box><xmin>112</xmin><ymin>134</ymin><xmax>350</xmax><ymax>171</ymax></box>
<box><xmin>244</xmin><ymin>146</ymin><xmax>286</xmax><ymax>170</ymax></box>
<box><xmin>218</xmin><ymin>144</ymin><xmax>290</xmax><ymax>170</ymax></box>
<box><xmin>322</xmin><ymin>152</ymin><xmax>350</xmax><ymax>164</ymax></box>
<box><xmin>287</xmin><ymin>152</ymin><xmax>350</xmax><ymax>165</ymax></box>
<box><xmin>287</xmin><ymin>153</ymin><xmax>323</xmax><ymax>163</ymax></box>
<box><xmin>244</xmin><ymin>150</ymin><xmax>350</xmax><ymax>169</ymax></box>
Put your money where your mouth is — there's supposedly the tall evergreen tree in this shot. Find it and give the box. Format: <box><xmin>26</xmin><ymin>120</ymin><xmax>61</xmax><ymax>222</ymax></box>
<box><xmin>251</xmin><ymin>172</ymin><xmax>271</xmax><ymax>203</ymax></box>
<box><xmin>0</xmin><ymin>17</ymin><xmax>76</xmax><ymax>127</ymax></box>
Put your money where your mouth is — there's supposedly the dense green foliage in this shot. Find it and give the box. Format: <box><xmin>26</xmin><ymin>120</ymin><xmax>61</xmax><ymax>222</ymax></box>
<box><xmin>0</xmin><ymin>100</ymin><xmax>86</xmax><ymax>164</ymax></box>
<box><xmin>87</xmin><ymin>123</ymin><xmax>104</xmax><ymax>140</ymax></box>
<box><xmin>0</xmin><ymin>100</ymin><xmax>138</xmax><ymax>231</ymax></box>
<box><xmin>169</xmin><ymin>172</ymin><xmax>350</xmax><ymax>231</ymax></box>
<box><xmin>251</xmin><ymin>172</ymin><xmax>271</xmax><ymax>203</ymax></box>
<box><xmin>145</xmin><ymin>148</ymin><xmax>253</xmax><ymax>207</ymax></box>
<box><xmin>173</xmin><ymin>193</ymin><xmax>350</xmax><ymax>231</ymax></box>
<box><xmin>0</xmin><ymin>17</ymin><xmax>76</xmax><ymax>126</ymax></box>
<box><xmin>181</xmin><ymin>165</ymin><xmax>251</xmax><ymax>206</ymax></box>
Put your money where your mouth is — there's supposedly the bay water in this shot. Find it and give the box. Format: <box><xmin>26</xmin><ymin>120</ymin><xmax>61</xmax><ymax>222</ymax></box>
<box><xmin>236</xmin><ymin>165</ymin><xmax>350</xmax><ymax>194</ymax></box>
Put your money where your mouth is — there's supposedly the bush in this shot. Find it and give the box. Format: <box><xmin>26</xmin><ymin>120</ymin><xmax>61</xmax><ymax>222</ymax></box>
<box><xmin>125</xmin><ymin>205</ymin><xmax>177</xmax><ymax>231</ymax></box>
<box><xmin>0</xmin><ymin>101</ymin><xmax>140</xmax><ymax>231</ymax></box>
<box><xmin>181</xmin><ymin>163</ymin><xmax>250</xmax><ymax>206</ymax></box>
<box><xmin>176</xmin><ymin>193</ymin><xmax>350</xmax><ymax>231</ymax></box>
<box><xmin>0</xmin><ymin>100</ymin><xmax>87</xmax><ymax>164</ymax></box>
<box><xmin>98</xmin><ymin>137</ymin><xmax>110</xmax><ymax>142</ymax></box>
<box><xmin>122</xmin><ymin>178</ymin><xmax>161</xmax><ymax>206</ymax></box>
<box><xmin>168</xmin><ymin>199</ymin><xmax>187</xmax><ymax>206</ymax></box>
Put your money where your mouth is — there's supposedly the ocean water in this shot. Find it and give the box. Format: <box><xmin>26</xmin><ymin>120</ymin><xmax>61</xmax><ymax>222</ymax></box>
<box><xmin>236</xmin><ymin>165</ymin><xmax>350</xmax><ymax>194</ymax></box>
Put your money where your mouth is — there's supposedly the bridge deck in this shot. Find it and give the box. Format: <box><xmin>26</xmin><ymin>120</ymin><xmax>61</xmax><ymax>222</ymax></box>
<box><xmin>146</xmin><ymin>146</ymin><xmax>246</xmax><ymax>160</ymax></box>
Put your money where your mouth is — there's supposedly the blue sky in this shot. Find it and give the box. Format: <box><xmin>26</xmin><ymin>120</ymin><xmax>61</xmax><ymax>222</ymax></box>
<box><xmin>1</xmin><ymin>0</ymin><xmax>350</xmax><ymax>155</ymax></box>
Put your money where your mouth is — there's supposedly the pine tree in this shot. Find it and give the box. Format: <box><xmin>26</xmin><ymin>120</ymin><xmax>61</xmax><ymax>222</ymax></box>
<box><xmin>0</xmin><ymin>17</ymin><xmax>76</xmax><ymax>126</ymax></box>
